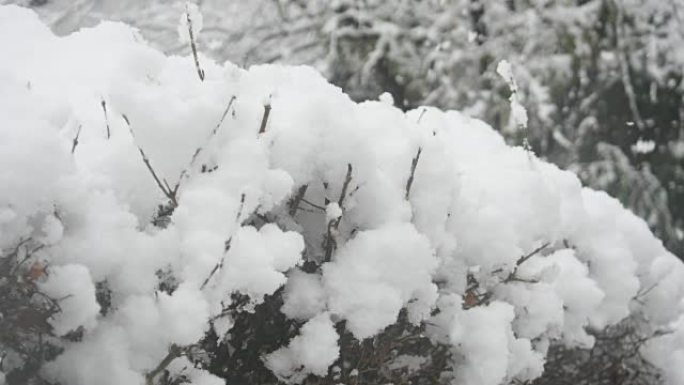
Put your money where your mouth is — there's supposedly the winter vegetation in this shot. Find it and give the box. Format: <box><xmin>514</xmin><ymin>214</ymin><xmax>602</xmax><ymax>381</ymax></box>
<box><xmin>14</xmin><ymin>0</ymin><xmax>684</xmax><ymax>256</ymax></box>
<box><xmin>1</xmin><ymin>2</ymin><xmax>684</xmax><ymax>385</ymax></box>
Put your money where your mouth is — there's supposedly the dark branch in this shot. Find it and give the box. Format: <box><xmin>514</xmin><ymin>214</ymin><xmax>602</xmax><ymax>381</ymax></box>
<box><xmin>516</xmin><ymin>242</ymin><xmax>551</xmax><ymax>267</ymax></box>
<box><xmin>235</xmin><ymin>193</ymin><xmax>246</xmax><ymax>223</ymax></box>
<box><xmin>337</xmin><ymin>163</ymin><xmax>353</xmax><ymax>206</ymax></box>
<box><xmin>417</xmin><ymin>108</ymin><xmax>427</xmax><ymax>124</ymax></box>
<box><xmin>405</xmin><ymin>147</ymin><xmax>422</xmax><ymax>200</ymax></box>
<box><xmin>301</xmin><ymin>198</ymin><xmax>326</xmax><ymax>211</ymax></box>
<box><xmin>185</xmin><ymin>4</ymin><xmax>205</xmax><ymax>82</ymax></box>
<box><xmin>176</xmin><ymin>95</ymin><xmax>237</xmax><ymax>192</ymax></box>
<box><xmin>122</xmin><ymin>114</ymin><xmax>177</xmax><ymax>207</ymax></box>
<box><xmin>504</xmin><ymin>242</ymin><xmax>551</xmax><ymax>283</ymax></box>
<box><xmin>289</xmin><ymin>184</ymin><xmax>309</xmax><ymax>216</ymax></box>
<box><xmin>200</xmin><ymin>193</ymin><xmax>246</xmax><ymax>290</ymax></box>
<box><xmin>101</xmin><ymin>99</ymin><xmax>111</xmax><ymax>139</ymax></box>
<box><xmin>258</xmin><ymin>103</ymin><xmax>272</xmax><ymax>134</ymax></box>
<box><xmin>71</xmin><ymin>125</ymin><xmax>82</xmax><ymax>154</ymax></box>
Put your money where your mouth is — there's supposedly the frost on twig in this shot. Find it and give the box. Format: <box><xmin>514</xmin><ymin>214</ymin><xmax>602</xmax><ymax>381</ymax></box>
<box><xmin>497</xmin><ymin>60</ymin><xmax>531</xmax><ymax>151</ymax></box>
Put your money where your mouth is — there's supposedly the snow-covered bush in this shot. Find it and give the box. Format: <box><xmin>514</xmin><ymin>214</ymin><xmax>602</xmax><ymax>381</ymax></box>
<box><xmin>12</xmin><ymin>0</ymin><xmax>684</xmax><ymax>258</ymax></box>
<box><xmin>1</xmin><ymin>4</ymin><xmax>684</xmax><ymax>385</ymax></box>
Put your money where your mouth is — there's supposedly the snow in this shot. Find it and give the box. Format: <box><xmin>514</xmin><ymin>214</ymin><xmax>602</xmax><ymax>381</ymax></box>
<box><xmin>323</xmin><ymin>223</ymin><xmax>438</xmax><ymax>339</ymax></box>
<box><xmin>168</xmin><ymin>357</ymin><xmax>224</xmax><ymax>385</ymax></box>
<box><xmin>38</xmin><ymin>264</ymin><xmax>100</xmax><ymax>336</ymax></box>
<box><xmin>444</xmin><ymin>300</ymin><xmax>543</xmax><ymax>385</ymax></box>
<box><xmin>2</xmin><ymin>4</ymin><xmax>684</xmax><ymax>385</ymax></box>
<box><xmin>281</xmin><ymin>269</ymin><xmax>327</xmax><ymax>321</ymax></box>
<box><xmin>632</xmin><ymin>138</ymin><xmax>656</xmax><ymax>154</ymax></box>
<box><xmin>264</xmin><ymin>313</ymin><xmax>339</xmax><ymax>383</ymax></box>
<box><xmin>39</xmin><ymin>213</ymin><xmax>65</xmax><ymax>245</ymax></box>
<box><xmin>325</xmin><ymin>202</ymin><xmax>342</xmax><ymax>222</ymax></box>
<box><xmin>378</xmin><ymin>91</ymin><xmax>394</xmax><ymax>105</ymax></box>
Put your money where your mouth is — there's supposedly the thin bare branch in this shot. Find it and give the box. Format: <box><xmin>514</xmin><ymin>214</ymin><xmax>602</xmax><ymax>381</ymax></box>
<box><xmin>516</xmin><ymin>242</ymin><xmax>551</xmax><ymax>267</ymax></box>
<box><xmin>200</xmin><ymin>193</ymin><xmax>246</xmax><ymax>290</ymax></box>
<box><xmin>301</xmin><ymin>198</ymin><xmax>326</xmax><ymax>211</ymax></box>
<box><xmin>71</xmin><ymin>125</ymin><xmax>82</xmax><ymax>154</ymax></box>
<box><xmin>185</xmin><ymin>3</ymin><xmax>205</xmax><ymax>81</ymax></box>
<box><xmin>633</xmin><ymin>281</ymin><xmax>660</xmax><ymax>301</ymax></box>
<box><xmin>122</xmin><ymin>114</ymin><xmax>177</xmax><ymax>206</ymax></box>
<box><xmin>417</xmin><ymin>108</ymin><xmax>427</xmax><ymax>124</ymax></box>
<box><xmin>235</xmin><ymin>193</ymin><xmax>246</xmax><ymax>223</ymax></box>
<box><xmin>405</xmin><ymin>147</ymin><xmax>422</xmax><ymax>200</ymax></box>
<box><xmin>177</xmin><ymin>95</ymin><xmax>237</xmax><ymax>185</ymax></box>
<box><xmin>289</xmin><ymin>184</ymin><xmax>309</xmax><ymax>216</ymax></box>
<box><xmin>337</xmin><ymin>163</ymin><xmax>353</xmax><ymax>207</ymax></box>
<box><xmin>101</xmin><ymin>99</ymin><xmax>111</xmax><ymax>139</ymax></box>
<box><xmin>258</xmin><ymin>102</ymin><xmax>272</xmax><ymax>134</ymax></box>
<box><xmin>504</xmin><ymin>242</ymin><xmax>551</xmax><ymax>283</ymax></box>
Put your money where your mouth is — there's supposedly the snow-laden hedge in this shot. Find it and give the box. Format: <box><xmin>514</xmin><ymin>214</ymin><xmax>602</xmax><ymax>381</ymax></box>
<box><xmin>1</xmin><ymin>5</ymin><xmax>684</xmax><ymax>385</ymax></box>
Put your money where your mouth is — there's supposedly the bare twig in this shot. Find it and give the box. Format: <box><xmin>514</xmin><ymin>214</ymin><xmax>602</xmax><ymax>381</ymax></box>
<box><xmin>405</xmin><ymin>147</ymin><xmax>422</xmax><ymax>200</ymax></box>
<box><xmin>234</xmin><ymin>192</ymin><xmax>246</xmax><ymax>223</ymax></box>
<box><xmin>174</xmin><ymin>95</ymin><xmax>237</xmax><ymax>194</ymax></box>
<box><xmin>301</xmin><ymin>198</ymin><xmax>326</xmax><ymax>211</ymax></box>
<box><xmin>337</xmin><ymin>163</ymin><xmax>353</xmax><ymax>207</ymax></box>
<box><xmin>190</xmin><ymin>96</ymin><xmax>236</xmax><ymax>167</ymax></box>
<box><xmin>258</xmin><ymin>102</ymin><xmax>272</xmax><ymax>134</ymax></box>
<box><xmin>140</xmin><ymin>148</ymin><xmax>176</xmax><ymax>206</ymax></box>
<box><xmin>516</xmin><ymin>242</ymin><xmax>551</xmax><ymax>267</ymax></box>
<box><xmin>288</xmin><ymin>185</ymin><xmax>309</xmax><ymax>216</ymax></box>
<box><xmin>122</xmin><ymin>114</ymin><xmax>177</xmax><ymax>207</ymax></box>
<box><xmin>417</xmin><ymin>108</ymin><xmax>427</xmax><ymax>124</ymax></box>
<box><xmin>633</xmin><ymin>281</ymin><xmax>660</xmax><ymax>302</ymax></box>
<box><xmin>185</xmin><ymin>3</ymin><xmax>205</xmax><ymax>82</ymax></box>
<box><xmin>101</xmin><ymin>100</ymin><xmax>111</xmax><ymax>139</ymax></box>
<box><xmin>200</xmin><ymin>193</ymin><xmax>246</xmax><ymax>290</ymax></box>
<box><xmin>199</xmin><ymin>239</ymin><xmax>231</xmax><ymax>291</ymax></box>
<box><xmin>504</xmin><ymin>242</ymin><xmax>550</xmax><ymax>283</ymax></box>
<box><xmin>71</xmin><ymin>125</ymin><xmax>82</xmax><ymax>154</ymax></box>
